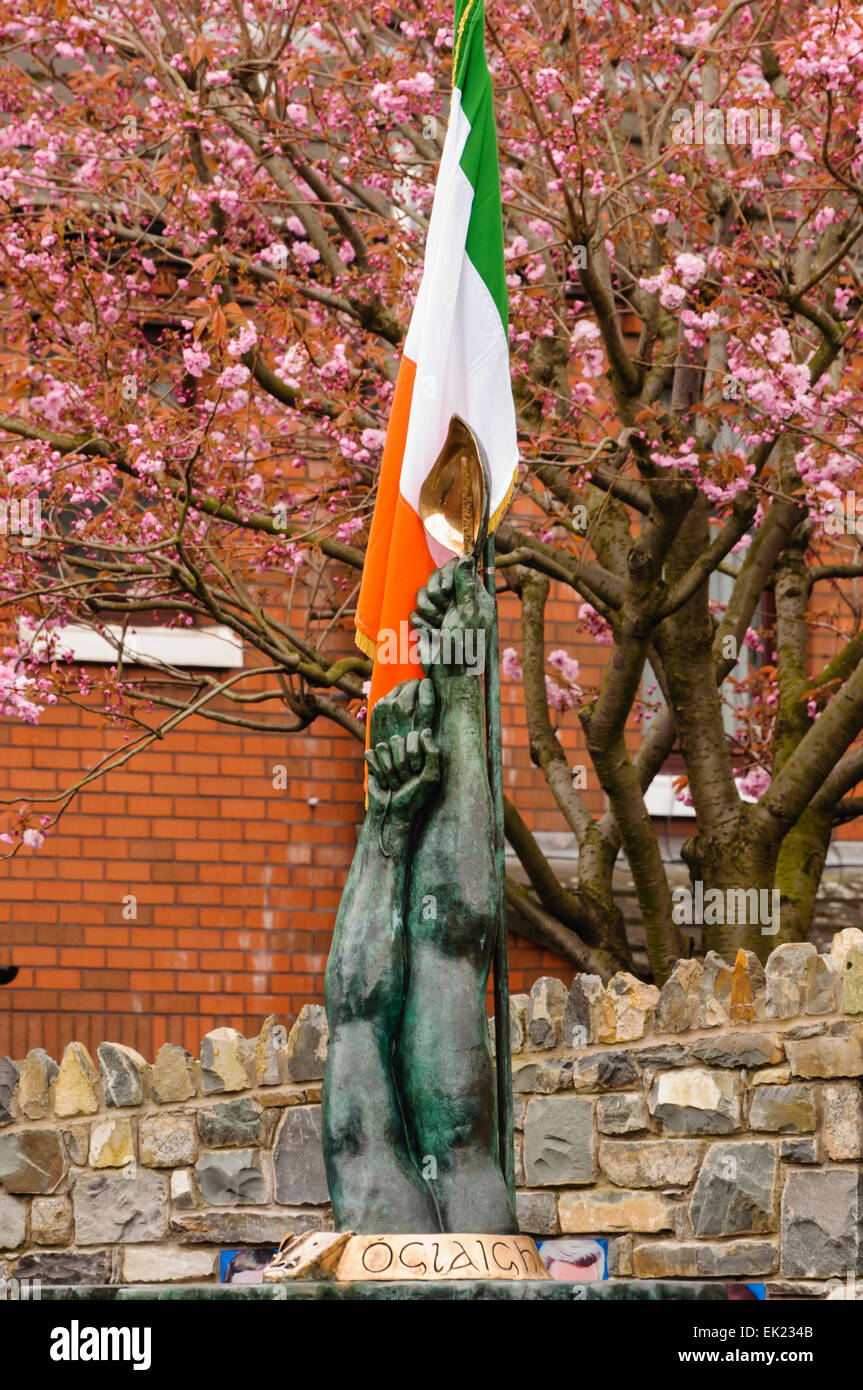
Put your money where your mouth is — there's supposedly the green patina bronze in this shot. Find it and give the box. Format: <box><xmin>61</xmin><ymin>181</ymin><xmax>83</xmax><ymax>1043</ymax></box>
<box><xmin>322</xmin><ymin>555</ymin><xmax>516</xmax><ymax>1234</ymax></box>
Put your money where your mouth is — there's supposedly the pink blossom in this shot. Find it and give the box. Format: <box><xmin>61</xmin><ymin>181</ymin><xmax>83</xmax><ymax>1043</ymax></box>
<box><xmin>371</xmin><ymin>82</ymin><xmax>408</xmax><ymax>117</ymax></box>
<box><xmin>320</xmin><ymin>343</ymin><xmax>350</xmax><ymax>384</ymax></box>
<box><xmin>572</xmin><ymin>381</ymin><xmax>596</xmax><ymax>405</ymax></box>
<box><xmin>0</xmin><ymin>659</ymin><xmax>44</xmax><ymax>723</ymax></box>
<box><xmin>545</xmin><ymin>676</ymin><xmax>574</xmax><ymax>712</ymax></box>
<box><xmin>580</xmin><ymin>349</ymin><xmax>605</xmax><ymax>378</ymax></box>
<box><xmin>738</xmin><ymin>766</ymin><xmax>771</xmax><ymax>801</ymax></box>
<box><xmin>182</xmin><ymin>347</ymin><xmax>211</xmax><ymax>378</ymax></box>
<box><xmin>788</xmin><ymin>129</ymin><xmax>813</xmax><ymax>160</ymax></box>
<box><xmin>579</xmin><ymin>603</ymin><xmax>613</xmax><ymax>645</ymax></box>
<box><xmin>571</xmin><ymin>320</ymin><xmax>601</xmax><ymax>348</ymax></box>
<box><xmin>548</xmin><ymin>649</ymin><xmax>582</xmax><ymax>697</ymax></box>
<box><xmin>228</xmin><ymin>323</ymin><xmax>258</xmax><ymax>358</ymax></box>
<box><xmin>216</xmin><ymin>364</ymin><xmax>250</xmax><ymax>390</ymax></box>
<box><xmin>639</xmin><ymin>268</ymin><xmax>686</xmax><ymax>310</ymax></box>
<box><xmin>361</xmin><ymin>428</ymin><xmax>386</xmax><ymax>451</ymax></box>
<box><xmin>548</xmin><ymin>649</ymin><xmax>578</xmax><ymax>681</ymax></box>
<box><xmin>501</xmin><ymin>647</ymin><xmax>523</xmax><ymax>680</ymax></box>
<box><xmin>293</xmin><ymin>242</ymin><xmax>320</xmax><ymax>267</ymax></box>
<box><xmin>260</xmin><ymin>242</ymin><xmax>289</xmax><ymax>267</ymax></box>
<box><xmin>535</xmin><ymin>67</ymin><xmax>563</xmax><ymax>98</ymax></box>
<box><xmin>397</xmin><ymin>73</ymin><xmax>435</xmax><ymax>97</ymax></box>
<box><xmin>133</xmin><ymin>450</ymin><xmax>164</xmax><ymax>477</ymax></box>
<box><xmin>812</xmin><ymin>207</ymin><xmax>838</xmax><ymax>233</ymax></box>
<box><xmin>673</xmin><ymin>253</ymin><xmax>706</xmax><ymax>288</ymax></box>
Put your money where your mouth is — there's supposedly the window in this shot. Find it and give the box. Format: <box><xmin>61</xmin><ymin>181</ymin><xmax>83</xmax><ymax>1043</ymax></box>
<box><xmin>20</xmin><ymin>620</ymin><xmax>243</xmax><ymax>669</ymax></box>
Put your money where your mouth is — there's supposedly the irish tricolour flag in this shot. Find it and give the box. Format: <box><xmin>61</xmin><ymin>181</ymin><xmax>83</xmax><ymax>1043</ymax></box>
<box><xmin>355</xmin><ymin>0</ymin><xmax>518</xmax><ymax>711</ymax></box>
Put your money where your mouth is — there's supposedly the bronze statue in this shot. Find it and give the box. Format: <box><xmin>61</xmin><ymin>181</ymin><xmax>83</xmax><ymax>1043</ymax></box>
<box><xmin>322</xmin><ymin>546</ymin><xmax>516</xmax><ymax>1235</ymax></box>
<box><xmin>323</xmin><ymin>416</ymin><xmax>515</xmax><ymax>1236</ymax></box>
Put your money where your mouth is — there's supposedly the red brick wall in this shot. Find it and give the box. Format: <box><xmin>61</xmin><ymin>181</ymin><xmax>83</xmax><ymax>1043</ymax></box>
<box><xmin>0</xmin><ymin>627</ymin><xmax>583</xmax><ymax>1058</ymax></box>
<box><xmin>0</xmin><ymin>701</ymin><xmax>367</xmax><ymax>1056</ymax></box>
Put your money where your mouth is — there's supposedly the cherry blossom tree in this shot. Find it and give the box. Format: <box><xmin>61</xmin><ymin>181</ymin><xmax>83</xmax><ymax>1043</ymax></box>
<box><xmin>3</xmin><ymin>0</ymin><xmax>863</xmax><ymax>983</ymax></box>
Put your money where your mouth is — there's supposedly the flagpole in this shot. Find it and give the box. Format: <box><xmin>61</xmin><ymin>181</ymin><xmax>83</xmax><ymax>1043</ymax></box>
<box><xmin>483</xmin><ymin>533</ymin><xmax>515</xmax><ymax>1203</ymax></box>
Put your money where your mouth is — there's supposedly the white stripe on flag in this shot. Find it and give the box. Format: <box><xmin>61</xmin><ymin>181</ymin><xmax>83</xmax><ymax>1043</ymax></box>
<box><xmin>400</xmin><ymin>94</ymin><xmax>517</xmax><ymax>541</ymax></box>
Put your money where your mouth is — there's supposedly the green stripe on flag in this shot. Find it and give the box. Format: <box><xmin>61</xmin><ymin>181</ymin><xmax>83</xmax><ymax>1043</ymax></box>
<box><xmin>452</xmin><ymin>0</ymin><xmax>508</xmax><ymax>333</ymax></box>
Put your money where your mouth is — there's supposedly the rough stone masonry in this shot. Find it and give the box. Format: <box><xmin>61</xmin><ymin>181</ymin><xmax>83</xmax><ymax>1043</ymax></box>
<box><xmin>1</xmin><ymin>931</ymin><xmax>863</xmax><ymax>1297</ymax></box>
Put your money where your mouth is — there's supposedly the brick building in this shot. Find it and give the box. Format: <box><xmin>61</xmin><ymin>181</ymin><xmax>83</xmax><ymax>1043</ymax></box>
<box><xmin>2</xmin><ymin>526</ymin><xmax>862</xmax><ymax>1057</ymax></box>
<box><xmin>0</xmin><ymin>581</ymin><xmax>611</xmax><ymax>1056</ymax></box>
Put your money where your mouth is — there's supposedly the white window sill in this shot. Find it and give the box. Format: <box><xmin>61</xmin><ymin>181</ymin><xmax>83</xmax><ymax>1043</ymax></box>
<box><xmin>19</xmin><ymin>621</ymin><xmax>244</xmax><ymax>669</ymax></box>
<box><xmin>645</xmin><ymin>770</ymin><xmax>759</xmax><ymax>818</ymax></box>
<box><xmin>644</xmin><ymin>772</ymin><xmax>696</xmax><ymax>818</ymax></box>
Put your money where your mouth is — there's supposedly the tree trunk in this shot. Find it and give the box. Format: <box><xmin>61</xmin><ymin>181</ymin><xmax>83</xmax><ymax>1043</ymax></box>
<box><xmin>774</xmin><ymin>807</ymin><xmax>832</xmax><ymax>943</ymax></box>
<box><xmin>680</xmin><ymin>827</ymin><xmax>778</xmax><ymax>961</ymax></box>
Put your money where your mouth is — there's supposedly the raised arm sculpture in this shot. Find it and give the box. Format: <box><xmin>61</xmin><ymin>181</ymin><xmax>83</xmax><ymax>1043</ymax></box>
<box><xmin>322</xmin><ymin>552</ymin><xmax>516</xmax><ymax>1236</ymax></box>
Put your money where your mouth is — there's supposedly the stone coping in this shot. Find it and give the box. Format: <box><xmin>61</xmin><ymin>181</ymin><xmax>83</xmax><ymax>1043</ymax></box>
<box><xmin>29</xmin><ymin>1279</ymin><xmax>733</xmax><ymax>1301</ymax></box>
<box><xmin>1</xmin><ymin>935</ymin><xmax>861</xmax><ymax>1130</ymax></box>
<box><xmin>545</xmin><ymin>934</ymin><xmax>863</xmax><ymax>1052</ymax></box>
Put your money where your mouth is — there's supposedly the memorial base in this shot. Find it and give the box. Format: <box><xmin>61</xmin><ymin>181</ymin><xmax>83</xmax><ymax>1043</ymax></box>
<box><xmin>262</xmin><ymin>1230</ymin><xmax>551</xmax><ymax>1283</ymax></box>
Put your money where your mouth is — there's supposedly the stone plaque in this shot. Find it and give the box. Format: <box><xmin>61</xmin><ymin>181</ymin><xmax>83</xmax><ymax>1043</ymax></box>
<box><xmin>336</xmin><ymin>1233</ymin><xmax>550</xmax><ymax>1282</ymax></box>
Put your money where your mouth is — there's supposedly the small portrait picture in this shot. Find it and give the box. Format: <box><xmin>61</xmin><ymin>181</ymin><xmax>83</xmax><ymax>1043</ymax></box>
<box><xmin>536</xmin><ymin>1237</ymin><xmax>608</xmax><ymax>1281</ymax></box>
<box><xmin>220</xmin><ymin>1248</ymin><xmax>277</xmax><ymax>1284</ymax></box>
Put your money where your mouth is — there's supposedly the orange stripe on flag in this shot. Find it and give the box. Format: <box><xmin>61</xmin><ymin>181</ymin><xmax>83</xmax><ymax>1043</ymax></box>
<box><xmin>356</xmin><ymin>353</ymin><xmax>434</xmax><ymax>757</ymax></box>
<box><xmin>355</xmin><ymin>355</ymin><xmax>418</xmax><ymax>657</ymax></box>
<box><xmin>367</xmin><ymin>493</ymin><xmax>435</xmax><ymax>714</ymax></box>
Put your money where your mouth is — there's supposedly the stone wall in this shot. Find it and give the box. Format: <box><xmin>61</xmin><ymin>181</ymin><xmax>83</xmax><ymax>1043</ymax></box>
<box><xmin>1</xmin><ymin>932</ymin><xmax>862</xmax><ymax>1295</ymax></box>
<box><xmin>0</xmin><ymin>1011</ymin><xmax>331</xmax><ymax>1286</ymax></box>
